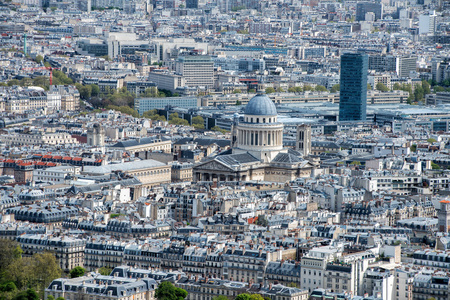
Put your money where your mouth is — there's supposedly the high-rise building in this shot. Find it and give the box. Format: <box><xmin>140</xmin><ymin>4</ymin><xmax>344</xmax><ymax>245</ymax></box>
<box><xmin>396</xmin><ymin>56</ymin><xmax>417</xmax><ymax>78</ymax></box>
<box><xmin>368</xmin><ymin>55</ymin><xmax>417</xmax><ymax>78</ymax></box>
<box><xmin>339</xmin><ymin>53</ymin><xmax>368</xmax><ymax>121</ymax></box>
<box><xmin>419</xmin><ymin>10</ymin><xmax>436</xmax><ymax>35</ymax></box>
<box><xmin>438</xmin><ymin>200</ymin><xmax>450</xmax><ymax>232</ymax></box>
<box><xmin>356</xmin><ymin>2</ymin><xmax>383</xmax><ymax>21</ymax></box>
<box><xmin>432</xmin><ymin>57</ymin><xmax>450</xmax><ymax>83</ymax></box>
<box><xmin>186</xmin><ymin>0</ymin><xmax>198</xmax><ymax>8</ymax></box>
<box><xmin>175</xmin><ymin>55</ymin><xmax>214</xmax><ymax>89</ymax></box>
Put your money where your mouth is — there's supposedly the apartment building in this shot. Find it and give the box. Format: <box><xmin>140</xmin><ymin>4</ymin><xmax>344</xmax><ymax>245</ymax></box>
<box><xmin>0</xmin><ymin>132</ymin><xmax>78</xmax><ymax>146</ymax></box>
<box><xmin>33</xmin><ymin>165</ymin><xmax>81</xmax><ymax>184</ymax></box>
<box><xmin>84</xmin><ymin>239</ymin><xmax>126</xmax><ymax>271</ymax></box>
<box><xmin>148</xmin><ymin>71</ymin><xmax>186</xmax><ymax>92</ymax></box>
<box><xmin>18</xmin><ymin>234</ymin><xmax>85</xmax><ymax>272</ymax></box>
<box><xmin>45</xmin><ymin>275</ymin><xmax>157</xmax><ymax>300</ymax></box>
<box><xmin>175</xmin><ymin>55</ymin><xmax>214</xmax><ymax>89</ymax></box>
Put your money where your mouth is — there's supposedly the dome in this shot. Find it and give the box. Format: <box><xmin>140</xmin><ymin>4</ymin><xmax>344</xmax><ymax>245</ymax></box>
<box><xmin>244</xmin><ymin>94</ymin><xmax>277</xmax><ymax>116</ymax></box>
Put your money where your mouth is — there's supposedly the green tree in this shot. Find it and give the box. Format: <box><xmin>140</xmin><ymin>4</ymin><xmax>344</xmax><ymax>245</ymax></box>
<box><xmin>34</xmin><ymin>55</ymin><xmax>44</xmax><ymax>64</ymax></box>
<box><xmin>141</xmin><ymin>87</ymin><xmax>158</xmax><ymax>97</ymax></box>
<box><xmin>211</xmin><ymin>126</ymin><xmax>227</xmax><ymax>134</ymax></box>
<box><xmin>422</xmin><ymin>80</ymin><xmax>431</xmax><ymax>95</ymax></box>
<box><xmin>169</xmin><ymin>113</ymin><xmax>179</xmax><ymax>121</ymax></box>
<box><xmin>12</xmin><ymin>288</ymin><xmax>39</xmax><ymax>300</ymax></box>
<box><xmin>265</xmin><ymin>87</ymin><xmax>275</xmax><ymax>94</ymax></box>
<box><xmin>367</xmin><ymin>83</ymin><xmax>372</xmax><ymax>90</ymax></box>
<box><xmin>143</xmin><ymin>109</ymin><xmax>166</xmax><ymax>121</ymax></box>
<box><xmin>104</xmin><ymin>87</ymin><xmax>135</xmax><ymax>107</ymax></box>
<box><xmin>431</xmin><ymin>162</ymin><xmax>440</xmax><ymax>170</ymax></box>
<box><xmin>0</xmin><ymin>239</ymin><xmax>22</xmax><ymax>275</ymax></box>
<box><xmin>427</xmin><ymin>138</ymin><xmax>437</xmax><ymax>143</ymax></box>
<box><xmin>376</xmin><ymin>82</ymin><xmax>389</xmax><ymax>92</ymax></box>
<box><xmin>56</xmin><ymin>297</ymin><xmax>65</xmax><ymax>300</ymax></box>
<box><xmin>8</xmin><ymin>79</ymin><xmax>20</xmax><ymax>86</ymax></box>
<box><xmin>212</xmin><ymin>296</ymin><xmax>229</xmax><ymax>300</ymax></box>
<box><xmin>106</xmin><ymin>105</ymin><xmax>139</xmax><ymax>118</ymax></box>
<box><xmin>414</xmin><ymin>84</ymin><xmax>424</xmax><ymax>102</ymax></box>
<box><xmin>98</xmin><ymin>267</ymin><xmax>112</xmax><ymax>276</ymax></box>
<box><xmin>70</xmin><ymin>266</ymin><xmax>86</xmax><ymax>278</ymax></box>
<box><xmin>155</xmin><ymin>281</ymin><xmax>188</xmax><ymax>300</ymax></box>
<box><xmin>303</xmin><ymin>85</ymin><xmax>313</xmax><ymax>91</ymax></box>
<box><xmin>235</xmin><ymin>294</ymin><xmax>252</xmax><ymax>300</ymax></box>
<box><xmin>248</xmin><ymin>89</ymin><xmax>256</xmax><ymax>93</ymax></box>
<box><xmin>288</xmin><ymin>87</ymin><xmax>296</xmax><ymax>93</ymax></box>
<box><xmin>410</xmin><ymin>144</ymin><xmax>417</xmax><ymax>152</ymax></box>
<box><xmin>33</xmin><ymin>252</ymin><xmax>61</xmax><ymax>295</ymax></box>
<box><xmin>0</xmin><ymin>281</ymin><xmax>17</xmax><ymax>292</ymax></box>
<box><xmin>47</xmin><ymin>296</ymin><xmax>55</xmax><ymax>300</ymax></box>
<box><xmin>91</xmin><ymin>84</ymin><xmax>100</xmax><ymax>97</ymax></box>
<box><xmin>434</xmin><ymin>86</ymin><xmax>445</xmax><ymax>92</ymax></box>
<box><xmin>315</xmin><ymin>85</ymin><xmax>327</xmax><ymax>92</ymax></box>
<box><xmin>75</xmin><ymin>83</ymin><xmax>92</xmax><ymax>100</ymax></box>
<box><xmin>330</xmin><ymin>84</ymin><xmax>340</xmax><ymax>93</ymax></box>
<box><xmin>192</xmin><ymin>116</ymin><xmax>204</xmax><ymax>129</ymax></box>
<box><xmin>233</xmin><ymin>89</ymin><xmax>241</xmax><ymax>94</ymax></box>
<box><xmin>236</xmin><ymin>100</ymin><xmax>241</xmax><ymax>106</ymax></box>
<box><xmin>52</xmin><ymin>70</ymin><xmax>73</xmax><ymax>85</ymax></box>
<box><xmin>393</xmin><ymin>83</ymin><xmax>402</xmax><ymax>90</ymax></box>
<box><xmin>6</xmin><ymin>257</ymin><xmax>34</xmax><ymax>290</ymax></box>
<box><xmin>276</xmin><ymin>87</ymin><xmax>284</xmax><ymax>92</ymax></box>
<box><xmin>350</xmin><ymin>161</ymin><xmax>361</xmax><ymax>165</ymax></box>
<box><xmin>32</xmin><ymin>76</ymin><xmax>50</xmax><ymax>90</ymax></box>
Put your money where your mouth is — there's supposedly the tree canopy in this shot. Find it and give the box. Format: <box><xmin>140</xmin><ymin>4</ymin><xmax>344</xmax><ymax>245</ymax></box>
<box><xmin>70</xmin><ymin>266</ymin><xmax>86</xmax><ymax>278</ymax></box>
<box><xmin>330</xmin><ymin>84</ymin><xmax>340</xmax><ymax>93</ymax></box>
<box><xmin>376</xmin><ymin>82</ymin><xmax>389</xmax><ymax>92</ymax></box>
<box><xmin>155</xmin><ymin>281</ymin><xmax>188</xmax><ymax>300</ymax></box>
<box><xmin>98</xmin><ymin>267</ymin><xmax>112</xmax><ymax>276</ymax></box>
<box><xmin>265</xmin><ymin>87</ymin><xmax>275</xmax><ymax>94</ymax></box>
<box><xmin>192</xmin><ymin>116</ymin><xmax>204</xmax><ymax>129</ymax></box>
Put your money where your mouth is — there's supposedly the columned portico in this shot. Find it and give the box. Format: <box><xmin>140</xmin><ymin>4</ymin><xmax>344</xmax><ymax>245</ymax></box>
<box><xmin>232</xmin><ymin>93</ymin><xmax>286</xmax><ymax>162</ymax></box>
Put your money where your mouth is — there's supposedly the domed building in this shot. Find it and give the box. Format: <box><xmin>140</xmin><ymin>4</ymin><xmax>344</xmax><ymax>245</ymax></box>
<box><xmin>194</xmin><ymin>94</ymin><xmax>314</xmax><ymax>183</ymax></box>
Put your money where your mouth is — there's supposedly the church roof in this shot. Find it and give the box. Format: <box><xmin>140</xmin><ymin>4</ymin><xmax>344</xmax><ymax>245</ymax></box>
<box><xmin>272</xmin><ymin>153</ymin><xmax>303</xmax><ymax>164</ymax></box>
<box><xmin>111</xmin><ymin>137</ymin><xmax>169</xmax><ymax>148</ymax></box>
<box><xmin>216</xmin><ymin>153</ymin><xmax>260</xmax><ymax>167</ymax></box>
<box><xmin>244</xmin><ymin>94</ymin><xmax>277</xmax><ymax>116</ymax></box>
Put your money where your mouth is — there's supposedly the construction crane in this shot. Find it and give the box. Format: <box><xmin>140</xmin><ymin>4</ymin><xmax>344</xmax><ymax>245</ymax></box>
<box><xmin>22</xmin><ymin>66</ymin><xmax>56</xmax><ymax>85</ymax></box>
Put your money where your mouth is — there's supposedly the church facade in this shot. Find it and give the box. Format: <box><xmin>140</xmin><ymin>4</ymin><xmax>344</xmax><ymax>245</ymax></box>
<box><xmin>194</xmin><ymin>94</ymin><xmax>314</xmax><ymax>183</ymax></box>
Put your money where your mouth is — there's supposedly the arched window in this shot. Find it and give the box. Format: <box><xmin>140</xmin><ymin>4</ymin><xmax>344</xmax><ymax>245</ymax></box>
<box><xmin>256</xmin><ymin>118</ymin><xmax>259</xmax><ymax>123</ymax></box>
<box><xmin>263</xmin><ymin>118</ymin><xmax>266</xmax><ymax>123</ymax></box>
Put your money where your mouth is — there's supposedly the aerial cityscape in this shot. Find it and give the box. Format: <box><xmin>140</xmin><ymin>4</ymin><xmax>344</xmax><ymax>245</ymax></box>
<box><xmin>1</xmin><ymin>0</ymin><xmax>450</xmax><ymax>300</ymax></box>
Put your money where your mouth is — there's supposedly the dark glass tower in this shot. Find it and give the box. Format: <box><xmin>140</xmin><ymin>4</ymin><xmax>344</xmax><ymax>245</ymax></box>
<box><xmin>339</xmin><ymin>53</ymin><xmax>368</xmax><ymax>121</ymax></box>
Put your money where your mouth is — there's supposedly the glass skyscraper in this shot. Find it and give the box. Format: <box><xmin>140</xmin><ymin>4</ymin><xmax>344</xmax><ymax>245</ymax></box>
<box><xmin>339</xmin><ymin>53</ymin><xmax>369</xmax><ymax>121</ymax></box>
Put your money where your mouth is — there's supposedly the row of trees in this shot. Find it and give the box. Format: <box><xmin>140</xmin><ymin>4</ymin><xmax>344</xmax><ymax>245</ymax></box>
<box><xmin>0</xmin><ymin>240</ymin><xmax>62</xmax><ymax>300</ymax></box>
